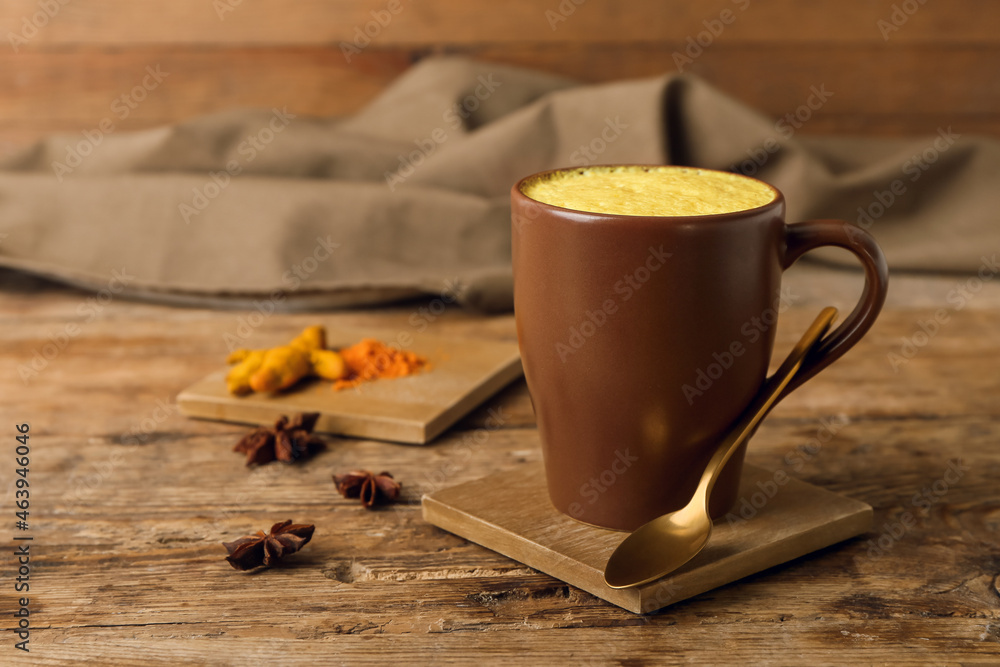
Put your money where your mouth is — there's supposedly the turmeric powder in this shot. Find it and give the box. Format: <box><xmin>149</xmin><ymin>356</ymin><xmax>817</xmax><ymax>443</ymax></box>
<box><xmin>332</xmin><ymin>338</ymin><xmax>428</xmax><ymax>391</ymax></box>
<box><xmin>225</xmin><ymin>329</ymin><xmax>426</xmax><ymax>395</ymax></box>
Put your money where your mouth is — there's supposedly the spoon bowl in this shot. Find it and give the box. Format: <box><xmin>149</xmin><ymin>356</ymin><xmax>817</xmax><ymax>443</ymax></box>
<box><xmin>603</xmin><ymin>307</ymin><xmax>838</xmax><ymax>589</ymax></box>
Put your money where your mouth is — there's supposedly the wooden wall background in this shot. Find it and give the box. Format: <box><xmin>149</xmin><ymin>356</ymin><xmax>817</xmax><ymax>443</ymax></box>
<box><xmin>0</xmin><ymin>0</ymin><xmax>997</xmax><ymax>159</ymax></box>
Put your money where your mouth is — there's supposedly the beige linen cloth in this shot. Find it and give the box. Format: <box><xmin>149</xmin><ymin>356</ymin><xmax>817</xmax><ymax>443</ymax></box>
<box><xmin>0</xmin><ymin>57</ymin><xmax>997</xmax><ymax>312</ymax></box>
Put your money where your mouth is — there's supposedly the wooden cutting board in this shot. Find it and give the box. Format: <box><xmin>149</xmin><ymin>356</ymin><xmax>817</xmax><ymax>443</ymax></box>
<box><xmin>423</xmin><ymin>460</ymin><xmax>873</xmax><ymax>613</ymax></box>
<box><xmin>177</xmin><ymin>327</ymin><xmax>522</xmax><ymax>444</ymax></box>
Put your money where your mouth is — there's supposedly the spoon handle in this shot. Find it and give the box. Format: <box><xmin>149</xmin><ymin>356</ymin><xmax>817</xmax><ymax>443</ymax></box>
<box><xmin>689</xmin><ymin>307</ymin><xmax>839</xmax><ymax>514</ymax></box>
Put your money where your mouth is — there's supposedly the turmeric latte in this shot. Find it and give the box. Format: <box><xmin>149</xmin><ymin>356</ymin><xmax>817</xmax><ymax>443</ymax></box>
<box><xmin>521</xmin><ymin>165</ymin><xmax>776</xmax><ymax>217</ymax></box>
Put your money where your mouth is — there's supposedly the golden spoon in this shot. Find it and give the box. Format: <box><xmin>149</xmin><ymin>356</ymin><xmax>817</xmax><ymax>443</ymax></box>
<box><xmin>603</xmin><ymin>307</ymin><xmax>838</xmax><ymax>589</ymax></box>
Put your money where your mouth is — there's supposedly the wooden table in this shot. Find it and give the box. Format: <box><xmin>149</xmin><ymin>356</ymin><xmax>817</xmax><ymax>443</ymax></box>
<box><xmin>3</xmin><ymin>263</ymin><xmax>999</xmax><ymax>664</ymax></box>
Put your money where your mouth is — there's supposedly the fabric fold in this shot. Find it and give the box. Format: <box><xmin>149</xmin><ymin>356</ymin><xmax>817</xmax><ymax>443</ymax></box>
<box><xmin>0</xmin><ymin>56</ymin><xmax>996</xmax><ymax>312</ymax></box>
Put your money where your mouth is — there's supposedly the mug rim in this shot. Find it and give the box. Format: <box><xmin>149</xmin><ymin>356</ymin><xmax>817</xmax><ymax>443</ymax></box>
<box><xmin>512</xmin><ymin>163</ymin><xmax>784</xmax><ymax>223</ymax></box>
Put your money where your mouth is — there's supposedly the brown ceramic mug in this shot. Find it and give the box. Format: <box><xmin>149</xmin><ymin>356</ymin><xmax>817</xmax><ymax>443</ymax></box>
<box><xmin>511</xmin><ymin>165</ymin><xmax>889</xmax><ymax>531</ymax></box>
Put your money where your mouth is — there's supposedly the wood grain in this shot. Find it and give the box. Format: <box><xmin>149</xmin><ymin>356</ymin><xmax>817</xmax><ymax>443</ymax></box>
<box><xmin>0</xmin><ymin>0</ymin><xmax>997</xmax><ymax>154</ymax></box>
<box><xmin>0</xmin><ymin>0</ymin><xmax>996</xmax><ymax>45</ymax></box>
<box><xmin>0</xmin><ymin>47</ymin><xmax>409</xmax><ymax>125</ymax></box>
<box><xmin>5</xmin><ymin>44</ymin><xmax>996</xmax><ymax>122</ymax></box>
<box><xmin>423</xmin><ymin>461</ymin><xmax>873</xmax><ymax>613</ymax></box>
<box><xmin>177</xmin><ymin>326</ymin><xmax>523</xmax><ymax>444</ymax></box>
<box><xmin>0</xmin><ymin>267</ymin><xmax>998</xmax><ymax>662</ymax></box>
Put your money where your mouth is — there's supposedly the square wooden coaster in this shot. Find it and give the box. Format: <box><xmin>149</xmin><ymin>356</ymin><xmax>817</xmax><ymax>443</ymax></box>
<box><xmin>422</xmin><ymin>461</ymin><xmax>872</xmax><ymax>613</ymax></box>
<box><xmin>177</xmin><ymin>327</ymin><xmax>522</xmax><ymax>445</ymax></box>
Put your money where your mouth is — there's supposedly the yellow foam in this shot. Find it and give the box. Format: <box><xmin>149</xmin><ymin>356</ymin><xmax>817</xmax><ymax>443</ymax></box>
<box><xmin>521</xmin><ymin>166</ymin><xmax>775</xmax><ymax>217</ymax></box>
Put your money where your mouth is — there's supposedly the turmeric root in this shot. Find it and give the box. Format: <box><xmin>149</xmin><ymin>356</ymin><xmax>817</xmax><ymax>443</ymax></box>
<box><xmin>292</xmin><ymin>325</ymin><xmax>326</xmax><ymax>352</ymax></box>
<box><xmin>248</xmin><ymin>345</ymin><xmax>315</xmax><ymax>393</ymax></box>
<box><xmin>310</xmin><ymin>349</ymin><xmax>347</xmax><ymax>381</ymax></box>
<box><xmin>225</xmin><ymin>349</ymin><xmax>267</xmax><ymax>395</ymax></box>
<box><xmin>223</xmin><ymin>326</ymin><xmax>428</xmax><ymax>395</ymax></box>
<box><xmin>225</xmin><ymin>325</ymin><xmax>347</xmax><ymax>395</ymax></box>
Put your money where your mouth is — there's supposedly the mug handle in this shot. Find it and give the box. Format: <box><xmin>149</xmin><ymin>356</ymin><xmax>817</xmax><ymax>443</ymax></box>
<box><xmin>778</xmin><ymin>220</ymin><xmax>889</xmax><ymax>397</ymax></box>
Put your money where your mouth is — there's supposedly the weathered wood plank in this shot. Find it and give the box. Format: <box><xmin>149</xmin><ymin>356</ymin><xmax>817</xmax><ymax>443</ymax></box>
<box><xmin>4</xmin><ymin>283</ymin><xmax>1000</xmax><ymax>440</ymax></box>
<box><xmin>1</xmin><ymin>42</ymin><xmax>995</xmax><ymax>159</ymax></box>
<box><xmin>18</xmin><ymin>625</ymin><xmax>1000</xmax><ymax>666</ymax></box>
<box><xmin>0</xmin><ymin>0</ymin><xmax>995</xmax><ymax>46</ymax></box>
<box><xmin>0</xmin><ymin>47</ymin><xmax>409</xmax><ymax>126</ymax></box>
<box><xmin>1</xmin><ymin>269</ymin><xmax>998</xmax><ymax>662</ymax></box>
<box><xmin>4</xmin><ymin>44</ymin><xmax>997</xmax><ymax>121</ymax></box>
<box><xmin>458</xmin><ymin>42</ymin><xmax>1000</xmax><ymax>117</ymax></box>
<box><xmin>16</xmin><ymin>417</ymin><xmax>1000</xmax><ymax>621</ymax></box>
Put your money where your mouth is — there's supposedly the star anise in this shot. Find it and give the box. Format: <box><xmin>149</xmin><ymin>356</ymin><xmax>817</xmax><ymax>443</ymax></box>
<box><xmin>222</xmin><ymin>520</ymin><xmax>316</xmax><ymax>570</ymax></box>
<box><xmin>233</xmin><ymin>412</ymin><xmax>325</xmax><ymax>466</ymax></box>
<box><xmin>333</xmin><ymin>470</ymin><xmax>401</xmax><ymax>508</ymax></box>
